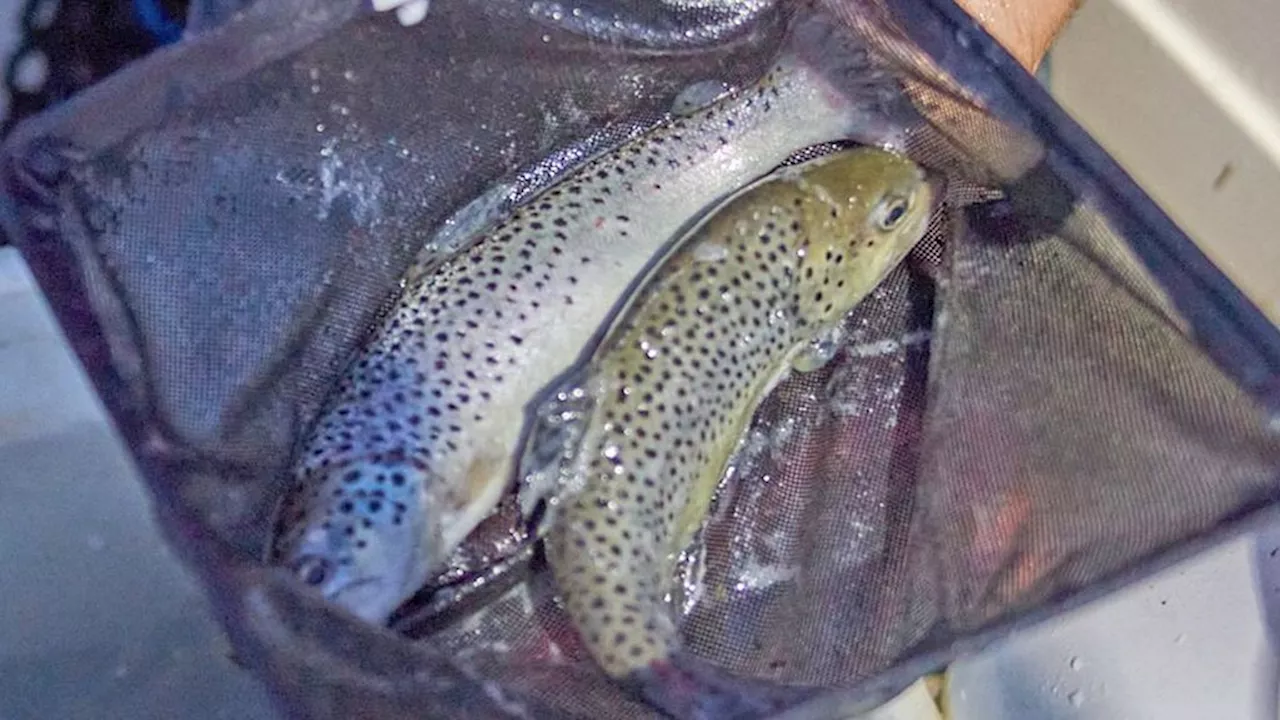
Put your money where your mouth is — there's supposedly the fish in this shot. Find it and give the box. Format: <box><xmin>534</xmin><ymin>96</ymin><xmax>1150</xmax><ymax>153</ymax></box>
<box><xmin>538</xmin><ymin>146</ymin><xmax>932</xmax><ymax>684</ymax></box>
<box><xmin>267</xmin><ymin>13</ymin><xmax>907</xmax><ymax>626</ymax></box>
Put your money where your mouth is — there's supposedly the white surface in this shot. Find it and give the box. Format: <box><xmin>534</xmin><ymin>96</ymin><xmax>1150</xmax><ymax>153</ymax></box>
<box><xmin>858</xmin><ymin>679</ymin><xmax>943</xmax><ymax>720</ymax></box>
<box><xmin>0</xmin><ymin>248</ymin><xmax>275</xmax><ymax>720</ymax></box>
<box><xmin>948</xmin><ymin>535</ymin><xmax>1277</xmax><ymax>720</ymax></box>
<box><xmin>945</xmin><ymin>0</ymin><xmax>1280</xmax><ymax>717</ymax></box>
<box><xmin>1051</xmin><ymin>0</ymin><xmax>1280</xmax><ymax>324</ymax></box>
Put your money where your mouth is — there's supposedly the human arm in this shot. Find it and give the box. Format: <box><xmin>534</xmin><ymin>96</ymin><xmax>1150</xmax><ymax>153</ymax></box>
<box><xmin>953</xmin><ymin>0</ymin><xmax>1083</xmax><ymax>71</ymax></box>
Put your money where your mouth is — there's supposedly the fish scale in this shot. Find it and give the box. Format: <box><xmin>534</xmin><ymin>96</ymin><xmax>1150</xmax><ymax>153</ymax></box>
<box><xmin>270</xmin><ymin>15</ymin><xmax>904</xmax><ymax>626</ymax></box>
<box><xmin>540</xmin><ymin>146</ymin><xmax>933</xmax><ymax>683</ymax></box>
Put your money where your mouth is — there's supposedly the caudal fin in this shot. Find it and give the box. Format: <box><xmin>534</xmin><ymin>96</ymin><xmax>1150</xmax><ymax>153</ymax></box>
<box><xmin>779</xmin><ymin>4</ymin><xmax>918</xmax><ymax>151</ymax></box>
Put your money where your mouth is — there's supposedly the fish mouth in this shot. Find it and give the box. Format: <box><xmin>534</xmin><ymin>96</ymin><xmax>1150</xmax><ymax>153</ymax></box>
<box><xmin>327</xmin><ymin>575</ymin><xmax>397</xmax><ymax>622</ymax></box>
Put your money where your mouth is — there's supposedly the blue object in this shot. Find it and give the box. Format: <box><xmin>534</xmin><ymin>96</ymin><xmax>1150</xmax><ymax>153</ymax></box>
<box><xmin>133</xmin><ymin>0</ymin><xmax>184</xmax><ymax>45</ymax></box>
<box><xmin>1036</xmin><ymin>51</ymin><xmax>1053</xmax><ymax>89</ymax></box>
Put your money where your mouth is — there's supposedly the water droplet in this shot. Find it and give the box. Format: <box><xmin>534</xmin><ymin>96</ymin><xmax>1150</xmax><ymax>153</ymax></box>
<box><xmin>541</xmin><ymin>34</ymin><xmax>551</xmax><ymax>43</ymax></box>
<box><xmin>13</xmin><ymin>50</ymin><xmax>49</xmax><ymax>92</ymax></box>
<box><xmin>343</xmin><ymin>69</ymin><xmax>356</xmax><ymax>82</ymax></box>
<box><xmin>1068</xmin><ymin>690</ymin><xmax>1084</xmax><ymax>707</ymax></box>
<box><xmin>1069</xmin><ymin>656</ymin><xmax>1084</xmax><ymax>671</ymax></box>
<box><xmin>394</xmin><ymin>0</ymin><xmax>430</xmax><ymax>26</ymax></box>
<box><xmin>316</xmin><ymin>123</ymin><xmax>327</xmax><ymax>133</ymax></box>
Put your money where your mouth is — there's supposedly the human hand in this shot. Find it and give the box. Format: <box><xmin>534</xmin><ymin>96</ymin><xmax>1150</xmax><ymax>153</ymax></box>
<box><xmin>953</xmin><ymin>0</ymin><xmax>1083</xmax><ymax>71</ymax></box>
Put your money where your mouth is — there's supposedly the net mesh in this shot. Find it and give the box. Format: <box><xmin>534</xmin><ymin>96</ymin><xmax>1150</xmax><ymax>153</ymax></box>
<box><xmin>3</xmin><ymin>0</ymin><xmax>1278</xmax><ymax>718</ymax></box>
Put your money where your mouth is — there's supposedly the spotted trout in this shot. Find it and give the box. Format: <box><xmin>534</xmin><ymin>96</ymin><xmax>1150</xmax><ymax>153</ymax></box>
<box><xmin>268</xmin><ymin>14</ymin><xmax>907</xmax><ymax>625</ymax></box>
<box><xmin>539</xmin><ymin>147</ymin><xmax>932</xmax><ymax>690</ymax></box>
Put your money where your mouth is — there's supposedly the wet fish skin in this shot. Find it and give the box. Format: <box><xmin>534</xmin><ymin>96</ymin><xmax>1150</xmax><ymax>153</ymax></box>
<box><xmin>268</xmin><ymin>21</ymin><xmax>901</xmax><ymax>626</ymax></box>
<box><xmin>543</xmin><ymin>146</ymin><xmax>933</xmax><ymax>679</ymax></box>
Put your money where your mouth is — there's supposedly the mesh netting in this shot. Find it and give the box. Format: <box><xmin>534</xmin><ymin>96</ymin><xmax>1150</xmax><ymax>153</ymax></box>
<box><xmin>2</xmin><ymin>0</ymin><xmax>1278</xmax><ymax>718</ymax></box>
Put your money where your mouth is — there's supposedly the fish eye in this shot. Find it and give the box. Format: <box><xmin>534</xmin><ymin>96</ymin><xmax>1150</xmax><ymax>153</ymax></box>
<box><xmin>293</xmin><ymin>555</ymin><xmax>332</xmax><ymax>586</ymax></box>
<box><xmin>875</xmin><ymin>195</ymin><xmax>911</xmax><ymax>231</ymax></box>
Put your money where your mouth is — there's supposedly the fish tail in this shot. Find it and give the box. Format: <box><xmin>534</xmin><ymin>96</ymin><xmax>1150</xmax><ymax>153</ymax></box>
<box><xmin>551</xmin><ymin>478</ymin><xmax>819</xmax><ymax>713</ymax></box>
<box><xmin>779</xmin><ymin>5</ymin><xmax>912</xmax><ymax>148</ymax></box>
<box><xmin>548</xmin><ymin>494</ymin><xmax>679</xmax><ymax>678</ymax></box>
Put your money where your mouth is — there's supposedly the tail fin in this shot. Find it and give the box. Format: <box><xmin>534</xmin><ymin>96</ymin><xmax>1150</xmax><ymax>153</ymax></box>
<box><xmin>778</xmin><ymin>4</ymin><xmax>919</xmax><ymax>151</ymax></box>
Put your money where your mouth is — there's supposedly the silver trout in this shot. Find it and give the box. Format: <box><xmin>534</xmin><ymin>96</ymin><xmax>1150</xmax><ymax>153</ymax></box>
<box><xmin>269</xmin><ymin>17</ymin><xmax>905</xmax><ymax>624</ymax></box>
<box><xmin>541</xmin><ymin>146</ymin><xmax>932</xmax><ymax>680</ymax></box>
